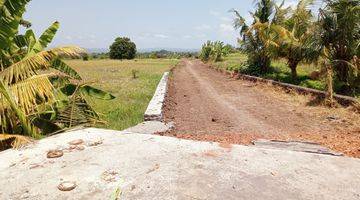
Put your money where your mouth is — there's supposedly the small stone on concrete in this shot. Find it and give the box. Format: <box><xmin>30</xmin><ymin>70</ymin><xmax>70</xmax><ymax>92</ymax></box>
<box><xmin>76</xmin><ymin>146</ymin><xmax>85</xmax><ymax>151</ymax></box>
<box><xmin>47</xmin><ymin>150</ymin><xmax>63</xmax><ymax>159</ymax></box>
<box><xmin>68</xmin><ymin>139</ymin><xmax>84</xmax><ymax>146</ymax></box>
<box><xmin>87</xmin><ymin>139</ymin><xmax>103</xmax><ymax>147</ymax></box>
<box><xmin>57</xmin><ymin>181</ymin><xmax>77</xmax><ymax>192</ymax></box>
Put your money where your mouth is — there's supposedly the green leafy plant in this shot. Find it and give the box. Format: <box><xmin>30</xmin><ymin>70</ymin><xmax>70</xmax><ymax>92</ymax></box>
<box><xmin>131</xmin><ymin>69</ymin><xmax>139</xmax><ymax>79</ymax></box>
<box><xmin>199</xmin><ymin>41</ymin><xmax>232</xmax><ymax>62</ymax></box>
<box><xmin>0</xmin><ymin>0</ymin><xmax>115</xmax><ymax>139</ymax></box>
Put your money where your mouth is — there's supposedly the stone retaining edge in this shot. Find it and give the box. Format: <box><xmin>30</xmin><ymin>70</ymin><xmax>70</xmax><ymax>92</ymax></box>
<box><xmin>144</xmin><ymin>72</ymin><xmax>169</xmax><ymax>121</ymax></box>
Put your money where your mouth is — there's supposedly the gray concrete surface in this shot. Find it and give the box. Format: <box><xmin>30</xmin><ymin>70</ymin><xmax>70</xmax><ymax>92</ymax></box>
<box><xmin>253</xmin><ymin>139</ymin><xmax>344</xmax><ymax>156</ymax></box>
<box><xmin>144</xmin><ymin>72</ymin><xmax>169</xmax><ymax>121</ymax></box>
<box><xmin>124</xmin><ymin>121</ymin><xmax>173</xmax><ymax>134</ymax></box>
<box><xmin>0</xmin><ymin>128</ymin><xmax>359</xmax><ymax>200</ymax></box>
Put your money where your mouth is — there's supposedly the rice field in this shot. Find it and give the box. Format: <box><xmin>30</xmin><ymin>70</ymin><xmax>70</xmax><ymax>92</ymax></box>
<box><xmin>65</xmin><ymin>58</ymin><xmax>179</xmax><ymax>130</ymax></box>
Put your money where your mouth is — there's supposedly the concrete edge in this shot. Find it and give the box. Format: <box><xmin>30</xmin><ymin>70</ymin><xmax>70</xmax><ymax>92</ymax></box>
<box><xmin>144</xmin><ymin>72</ymin><xmax>169</xmax><ymax>121</ymax></box>
<box><xmin>207</xmin><ymin>64</ymin><xmax>359</xmax><ymax>107</ymax></box>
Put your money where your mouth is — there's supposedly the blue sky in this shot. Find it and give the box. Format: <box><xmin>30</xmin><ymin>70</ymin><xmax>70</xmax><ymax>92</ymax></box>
<box><xmin>23</xmin><ymin>0</ymin><xmax>299</xmax><ymax>49</ymax></box>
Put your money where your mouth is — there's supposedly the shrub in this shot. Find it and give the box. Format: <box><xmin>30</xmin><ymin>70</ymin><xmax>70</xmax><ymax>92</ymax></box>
<box><xmin>199</xmin><ymin>41</ymin><xmax>231</xmax><ymax>62</ymax></box>
<box><xmin>83</xmin><ymin>54</ymin><xmax>89</xmax><ymax>61</ymax></box>
<box><xmin>131</xmin><ymin>69</ymin><xmax>139</xmax><ymax>79</ymax></box>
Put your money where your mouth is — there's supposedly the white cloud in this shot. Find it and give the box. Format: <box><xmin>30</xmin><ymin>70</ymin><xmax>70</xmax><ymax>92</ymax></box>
<box><xmin>194</xmin><ymin>24</ymin><xmax>212</xmax><ymax>31</ymax></box>
<box><xmin>219</xmin><ymin>23</ymin><xmax>234</xmax><ymax>33</ymax></box>
<box><xmin>65</xmin><ymin>36</ymin><xmax>73</xmax><ymax>40</ymax></box>
<box><xmin>195</xmin><ymin>33</ymin><xmax>207</xmax><ymax>39</ymax></box>
<box><xmin>220</xmin><ymin>17</ymin><xmax>232</xmax><ymax>22</ymax></box>
<box><xmin>209</xmin><ymin>10</ymin><xmax>221</xmax><ymax>17</ymax></box>
<box><xmin>218</xmin><ymin>23</ymin><xmax>238</xmax><ymax>42</ymax></box>
<box><xmin>154</xmin><ymin>34</ymin><xmax>169</xmax><ymax>39</ymax></box>
<box><xmin>182</xmin><ymin>35</ymin><xmax>192</xmax><ymax>39</ymax></box>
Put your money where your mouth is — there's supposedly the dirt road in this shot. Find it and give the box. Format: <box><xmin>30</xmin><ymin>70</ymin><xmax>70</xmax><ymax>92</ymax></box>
<box><xmin>161</xmin><ymin>59</ymin><xmax>360</xmax><ymax>157</ymax></box>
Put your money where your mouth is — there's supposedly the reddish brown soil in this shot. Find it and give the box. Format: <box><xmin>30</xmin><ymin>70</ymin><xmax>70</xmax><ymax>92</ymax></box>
<box><xmin>159</xmin><ymin>59</ymin><xmax>360</xmax><ymax>158</ymax></box>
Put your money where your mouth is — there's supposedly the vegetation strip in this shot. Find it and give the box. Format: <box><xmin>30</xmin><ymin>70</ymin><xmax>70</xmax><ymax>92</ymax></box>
<box><xmin>236</xmin><ymin>73</ymin><xmax>358</xmax><ymax>106</ymax></box>
<box><xmin>207</xmin><ymin>61</ymin><xmax>358</xmax><ymax>106</ymax></box>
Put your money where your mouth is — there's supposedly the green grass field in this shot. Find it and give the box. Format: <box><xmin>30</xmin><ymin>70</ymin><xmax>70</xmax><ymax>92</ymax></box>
<box><xmin>66</xmin><ymin>59</ymin><xmax>179</xmax><ymax>130</ymax></box>
<box><xmin>213</xmin><ymin>53</ymin><xmax>326</xmax><ymax>91</ymax></box>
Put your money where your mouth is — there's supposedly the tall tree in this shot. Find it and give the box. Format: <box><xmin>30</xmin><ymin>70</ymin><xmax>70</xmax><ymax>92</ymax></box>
<box><xmin>275</xmin><ymin>0</ymin><xmax>319</xmax><ymax>79</ymax></box>
<box><xmin>232</xmin><ymin>0</ymin><xmax>276</xmax><ymax>74</ymax></box>
<box><xmin>318</xmin><ymin>0</ymin><xmax>360</xmax><ymax>94</ymax></box>
<box><xmin>109</xmin><ymin>37</ymin><xmax>137</xmax><ymax>60</ymax></box>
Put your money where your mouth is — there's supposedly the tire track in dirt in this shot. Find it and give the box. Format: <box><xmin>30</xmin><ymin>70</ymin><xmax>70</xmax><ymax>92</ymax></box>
<box><xmin>184</xmin><ymin>60</ymin><xmax>276</xmax><ymax>134</ymax></box>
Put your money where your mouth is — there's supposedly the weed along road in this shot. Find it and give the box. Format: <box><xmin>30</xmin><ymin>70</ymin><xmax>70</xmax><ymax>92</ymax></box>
<box><xmin>161</xmin><ymin>59</ymin><xmax>360</xmax><ymax>158</ymax></box>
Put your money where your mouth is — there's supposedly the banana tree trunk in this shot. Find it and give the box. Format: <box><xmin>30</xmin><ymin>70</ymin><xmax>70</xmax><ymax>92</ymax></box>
<box><xmin>0</xmin><ymin>80</ymin><xmax>39</xmax><ymax>138</ymax></box>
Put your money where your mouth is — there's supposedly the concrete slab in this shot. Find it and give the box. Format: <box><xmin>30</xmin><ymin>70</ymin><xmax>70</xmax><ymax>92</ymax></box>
<box><xmin>0</xmin><ymin>128</ymin><xmax>360</xmax><ymax>200</ymax></box>
<box><xmin>124</xmin><ymin>121</ymin><xmax>173</xmax><ymax>134</ymax></box>
<box><xmin>253</xmin><ymin>139</ymin><xmax>344</xmax><ymax>156</ymax></box>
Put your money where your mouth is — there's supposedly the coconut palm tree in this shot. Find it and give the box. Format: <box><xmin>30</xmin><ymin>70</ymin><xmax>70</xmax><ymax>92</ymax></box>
<box><xmin>318</xmin><ymin>0</ymin><xmax>360</xmax><ymax>94</ymax></box>
<box><xmin>274</xmin><ymin>0</ymin><xmax>320</xmax><ymax>79</ymax></box>
<box><xmin>232</xmin><ymin>0</ymin><xmax>277</xmax><ymax>74</ymax></box>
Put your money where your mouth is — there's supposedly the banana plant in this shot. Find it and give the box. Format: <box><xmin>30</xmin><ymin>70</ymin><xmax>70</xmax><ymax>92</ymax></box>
<box><xmin>199</xmin><ymin>41</ymin><xmax>232</xmax><ymax>62</ymax></box>
<box><xmin>200</xmin><ymin>41</ymin><xmax>213</xmax><ymax>62</ymax></box>
<box><xmin>0</xmin><ymin>0</ymin><xmax>114</xmax><ymax>138</ymax></box>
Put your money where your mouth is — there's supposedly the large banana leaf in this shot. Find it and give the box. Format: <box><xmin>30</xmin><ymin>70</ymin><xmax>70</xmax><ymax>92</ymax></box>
<box><xmin>30</xmin><ymin>21</ymin><xmax>60</xmax><ymax>54</ymax></box>
<box><xmin>61</xmin><ymin>83</ymin><xmax>115</xmax><ymax>100</ymax></box>
<box><xmin>52</xmin><ymin>58</ymin><xmax>82</xmax><ymax>80</ymax></box>
<box><xmin>80</xmin><ymin>85</ymin><xmax>116</xmax><ymax>100</ymax></box>
<box><xmin>0</xmin><ymin>46</ymin><xmax>84</xmax><ymax>84</ymax></box>
<box><xmin>8</xmin><ymin>74</ymin><xmax>55</xmax><ymax>114</ymax></box>
<box><xmin>0</xmin><ymin>79</ymin><xmax>39</xmax><ymax>137</ymax></box>
<box><xmin>0</xmin><ymin>0</ymin><xmax>31</xmax><ymax>50</ymax></box>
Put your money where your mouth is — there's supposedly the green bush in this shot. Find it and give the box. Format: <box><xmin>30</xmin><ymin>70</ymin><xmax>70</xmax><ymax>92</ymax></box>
<box><xmin>199</xmin><ymin>41</ymin><xmax>232</xmax><ymax>62</ymax></box>
<box><xmin>82</xmin><ymin>54</ymin><xmax>89</xmax><ymax>61</ymax></box>
<box><xmin>109</xmin><ymin>37</ymin><xmax>137</xmax><ymax>60</ymax></box>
